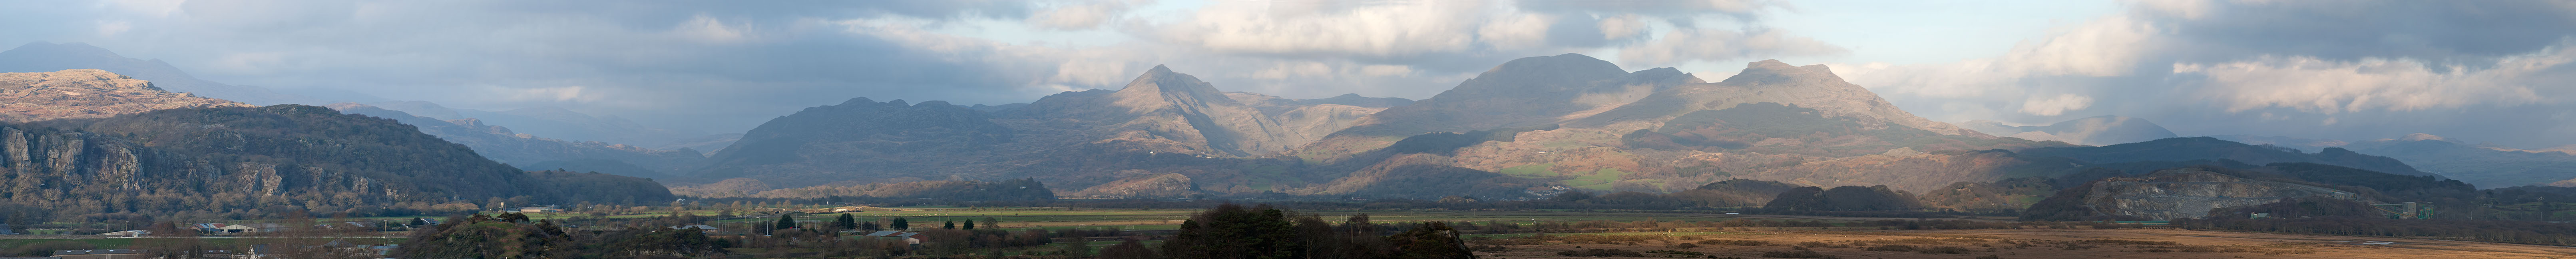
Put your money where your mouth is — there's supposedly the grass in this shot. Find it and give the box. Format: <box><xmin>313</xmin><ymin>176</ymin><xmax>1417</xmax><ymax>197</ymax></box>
<box><xmin>1499</xmin><ymin>163</ymin><xmax>1561</xmax><ymax>176</ymax></box>
<box><xmin>1565</xmin><ymin>168</ymin><xmax>1630</xmax><ymax>191</ymax></box>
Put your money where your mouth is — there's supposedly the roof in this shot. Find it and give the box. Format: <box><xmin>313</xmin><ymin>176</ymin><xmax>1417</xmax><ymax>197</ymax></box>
<box><xmin>52</xmin><ymin>249</ymin><xmax>143</xmax><ymax>255</ymax></box>
<box><xmin>216</xmin><ymin>224</ymin><xmax>262</xmax><ymax>230</ymax></box>
<box><xmin>863</xmin><ymin>231</ymin><xmax>901</xmax><ymax>237</ymax></box>
<box><xmin>669</xmin><ymin>225</ymin><xmax>719</xmax><ymax>230</ymax></box>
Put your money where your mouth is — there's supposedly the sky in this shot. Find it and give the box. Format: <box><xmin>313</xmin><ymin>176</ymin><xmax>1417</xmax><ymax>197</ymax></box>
<box><xmin>1</xmin><ymin>0</ymin><xmax>2573</xmax><ymax>148</ymax></box>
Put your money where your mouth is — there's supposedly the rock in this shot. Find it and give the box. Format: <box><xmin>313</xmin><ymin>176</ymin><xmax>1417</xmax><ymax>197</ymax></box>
<box><xmin>0</xmin><ymin>69</ymin><xmax>255</xmax><ymax>122</ymax></box>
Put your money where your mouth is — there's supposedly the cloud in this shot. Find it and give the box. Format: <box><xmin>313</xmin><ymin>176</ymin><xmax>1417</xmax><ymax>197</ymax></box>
<box><xmin>2178</xmin><ymin>47</ymin><xmax>2569</xmax><ymax>113</ymax></box>
<box><xmin>1838</xmin><ymin>0</ymin><xmax>2576</xmax><ymax>147</ymax></box>
<box><xmin>1027</xmin><ymin>0</ymin><xmax>1144</xmax><ymax>30</ymax></box>
<box><xmin>1616</xmin><ymin>28</ymin><xmax>1846</xmax><ymax>68</ymax></box>
<box><xmin>0</xmin><ymin>0</ymin><xmax>1853</xmax><ymax>135</ymax></box>
<box><xmin>2018</xmin><ymin>94</ymin><xmax>2092</xmax><ymax>116</ymax></box>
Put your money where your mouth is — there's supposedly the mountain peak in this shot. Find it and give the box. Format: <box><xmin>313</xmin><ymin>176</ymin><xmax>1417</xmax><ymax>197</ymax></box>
<box><xmin>1721</xmin><ymin>59</ymin><xmax>1839</xmax><ymax>84</ymax></box>
<box><xmin>1114</xmin><ymin>65</ymin><xmax>1227</xmax><ymax>100</ymax></box>
<box><xmin>2400</xmin><ymin>133</ymin><xmax>2449</xmax><ymax>142</ymax></box>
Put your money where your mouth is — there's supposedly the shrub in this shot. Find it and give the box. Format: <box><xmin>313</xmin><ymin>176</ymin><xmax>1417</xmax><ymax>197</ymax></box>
<box><xmin>1759</xmin><ymin>249</ymin><xmax>1838</xmax><ymax>259</ymax></box>
<box><xmin>1698</xmin><ymin>239</ymin><xmax>1773</xmax><ymax>246</ymax></box>
<box><xmin>1559</xmin><ymin>249</ymin><xmax>1646</xmax><ymax>257</ymax></box>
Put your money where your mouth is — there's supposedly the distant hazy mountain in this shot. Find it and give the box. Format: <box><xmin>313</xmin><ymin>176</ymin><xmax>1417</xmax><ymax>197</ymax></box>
<box><xmin>672</xmin><ymin>54</ymin><xmax>2444</xmax><ymax>199</ymax></box>
<box><xmin>362</xmin><ymin>101</ymin><xmax>716</xmax><ymax>148</ymax></box>
<box><xmin>0</xmin><ymin>42</ymin><xmax>330</xmax><ymax>105</ymax></box>
<box><xmin>0</xmin><ymin>105</ymin><xmax>671</xmax><ymax>215</ymax></box>
<box><xmin>2212</xmin><ymin>133</ymin><xmax>2576</xmax><ymax>188</ymax></box>
<box><xmin>0</xmin><ymin>69</ymin><xmax>254</xmax><ymax>122</ymax></box>
<box><xmin>327</xmin><ymin>103</ymin><xmax>705</xmax><ymax>178</ymax></box>
<box><xmin>1961</xmin><ymin>116</ymin><xmax>2178</xmax><ymax>146</ymax></box>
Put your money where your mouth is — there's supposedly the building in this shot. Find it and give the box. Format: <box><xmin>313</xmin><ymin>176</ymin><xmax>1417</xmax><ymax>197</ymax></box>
<box><xmin>213</xmin><ymin>224</ymin><xmax>262</xmax><ymax>234</ymax></box>
<box><xmin>859</xmin><ymin>231</ymin><xmax>926</xmax><ymax>245</ymax></box>
<box><xmin>49</xmin><ymin>249</ymin><xmax>147</xmax><ymax>259</ymax></box>
<box><xmin>99</xmin><ymin>230</ymin><xmax>150</xmax><ymax>237</ymax></box>
<box><xmin>0</xmin><ymin>223</ymin><xmax>13</xmax><ymax>235</ymax></box>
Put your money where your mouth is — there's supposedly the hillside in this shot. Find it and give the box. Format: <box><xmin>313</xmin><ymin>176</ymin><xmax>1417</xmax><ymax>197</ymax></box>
<box><xmin>669</xmin><ymin>54</ymin><xmax>2445</xmax><ymax>200</ymax></box>
<box><xmin>0</xmin><ymin>69</ymin><xmax>254</xmax><ymax>122</ymax></box>
<box><xmin>0</xmin><ymin>105</ymin><xmax>671</xmax><ymax>217</ymax></box>
<box><xmin>1961</xmin><ymin>116</ymin><xmax>2177</xmax><ymax>146</ymax></box>
<box><xmin>328</xmin><ymin>103</ymin><xmax>705</xmax><ymax>178</ymax></box>
<box><xmin>365</xmin><ymin>101</ymin><xmax>716</xmax><ymax>148</ymax></box>
<box><xmin>2212</xmin><ymin>133</ymin><xmax>2570</xmax><ymax>188</ymax></box>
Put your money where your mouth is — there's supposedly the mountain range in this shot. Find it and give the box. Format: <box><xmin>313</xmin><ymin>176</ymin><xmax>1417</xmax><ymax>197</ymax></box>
<box><xmin>1961</xmin><ymin>116</ymin><xmax>2178</xmax><ymax>146</ymax></box>
<box><xmin>2214</xmin><ymin>133</ymin><xmax>2576</xmax><ymax>188</ymax></box>
<box><xmin>0</xmin><ymin>41</ymin><xmax>2493</xmax><ymax>203</ymax></box>
<box><xmin>677</xmin><ymin>54</ymin><xmax>2442</xmax><ymax>199</ymax></box>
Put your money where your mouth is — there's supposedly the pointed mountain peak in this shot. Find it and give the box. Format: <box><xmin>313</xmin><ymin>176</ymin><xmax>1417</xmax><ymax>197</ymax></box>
<box><xmin>1117</xmin><ymin>65</ymin><xmax>1224</xmax><ymax>97</ymax></box>
<box><xmin>838</xmin><ymin>97</ymin><xmax>877</xmax><ymax>106</ymax></box>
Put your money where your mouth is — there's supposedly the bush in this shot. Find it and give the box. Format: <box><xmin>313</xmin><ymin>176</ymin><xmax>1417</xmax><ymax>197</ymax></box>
<box><xmin>1698</xmin><ymin>239</ymin><xmax>1773</xmax><ymax>246</ymax></box>
<box><xmin>1794</xmin><ymin>241</ymin><xmax>1851</xmax><ymax>249</ymax></box>
<box><xmin>4</xmin><ymin>241</ymin><xmax>100</xmax><ymax>257</ymax></box>
<box><xmin>1558</xmin><ymin>249</ymin><xmax>1646</xmax><ymax>257</ymax></box>
<box><xmin>1863</xmin><ymin>245</ymin><xmax>1917</xmax><ymax>252</ymax></box>
<box><xmin>1759</xmin><ymin>249</ymin><xmax>1838</xmax><ymax>259</ymax></box>
<box><xmin>1918</xmin><ymin>246</ymin><xmax>1973</xmax><ymax>254</ymax></box>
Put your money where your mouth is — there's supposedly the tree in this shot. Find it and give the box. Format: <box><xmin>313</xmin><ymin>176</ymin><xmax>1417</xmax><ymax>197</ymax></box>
<box><xmin>1099</xmin><ymin>239</ymin><xmax>1156</xmax><ymax>259</ymax></box>
<box><xmin>835</xmin><ymin>213</ymin><xmax>858</xmax><ymax>230</ymax></box>
<box><xmin>775</xmin><ymin>215</ymin><xmax>798</xmax><ymax>231</ymax></box>
<box><xmin>943</xmin><ymin>221</ymin><xmax>956</xmax><ymax>229</ymax></box>
<box><xmin>892</xmin><ymin>217</ymin><xmax>910</xmax><ymax>229</ymax></box>
<box><xmin>1388</xmin><ymin>221</ymin><xmax>1474</xmax><ymax>259</ymax></box>
<box><xmin>1164</xmin><ymin>203</ymin><xmax>1301</xmax><ymax>259</ymax></box>
<box><xmin>1058</xmin><ymin>237</ymin><xmax>1095</xmax><ymax>257</ymax></box>
<box><xmin>963</xmin><ymin>220</ymin><xmax>975</xmax><ymax>230</ymax></box>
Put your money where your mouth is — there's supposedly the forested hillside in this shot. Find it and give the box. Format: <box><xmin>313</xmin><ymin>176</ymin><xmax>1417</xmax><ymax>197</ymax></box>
<box><xmin>0</xmin><ymin>105</ymin><xmax>671</xmax><ymax>219</ymax></box>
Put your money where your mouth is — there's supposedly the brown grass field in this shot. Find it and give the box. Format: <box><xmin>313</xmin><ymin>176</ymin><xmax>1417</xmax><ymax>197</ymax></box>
<box><xmin>1478</xmin><ymin>228</ymin><xmax>2576</xmax><ymax>259</ymax></box>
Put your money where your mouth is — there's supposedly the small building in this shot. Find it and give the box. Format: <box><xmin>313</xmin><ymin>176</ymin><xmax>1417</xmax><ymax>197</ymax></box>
<box><xmin>859</xmin><ymin>231</ymin><xmax>926</xmax><ymax>245</ymax></box>
<box><xmin>214</xmin><ymin>224</ymin><xmax>262</xmax><ymax>234</ymax></box>
<box><xmin>99</xmin><ymin>230</ymin><xmax>150</xmax><ymax>237</ymax></box>
<box><xmin>50</xmin><ymin>249</ymin><xmax>147</xmax><ymax>259</ymax></box>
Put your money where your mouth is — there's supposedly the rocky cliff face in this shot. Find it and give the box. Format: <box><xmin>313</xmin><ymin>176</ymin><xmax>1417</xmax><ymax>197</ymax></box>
<box><xmin>2071</xmin><ymin>169</ymin><xmax>2357</xmax><ymax>220</ymax></box>
<box><xmin>0</xmin><ymin>69</ymin><xmax>254</xmax><ymax>122</ymax></box>
<box><xmin>328</xmin><ymin>103</ymin><xmax>705</xmax><ymax>178</ymax></box>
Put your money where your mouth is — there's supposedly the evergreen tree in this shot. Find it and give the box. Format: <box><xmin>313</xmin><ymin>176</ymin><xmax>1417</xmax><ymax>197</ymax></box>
<box><xmin>943</xmin><ymin>221</ymin><xmax>956</xmax><ymax>229</ymax></box>
<box><xmin>891</xmin><ymin>218</ymin><xmax>910</xmax><ymax>229</ymax></box>
<box><xmin>964</xmin><ymin>220</ymin><xmax>976</xmax><ymax>230</ymax></box>
<box><xmin>835</xmin><ymin>213</ymin><xmax>857</xmax><ymax>229</ymax></box>
<box><xmin>775</xmin><ymin>215</ymin><xmax>797</xmax><ymax>230</ymax></box>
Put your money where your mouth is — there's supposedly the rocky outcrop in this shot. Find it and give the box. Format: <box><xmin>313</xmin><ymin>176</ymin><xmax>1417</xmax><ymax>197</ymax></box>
<box><xmin>2070</xmin><ymin>169</ymin><xmax>2357</xmax><ymax>220</ymax></box>
<box><xmin>0</xmin><ymin>69</ymin><xmax>253</xmax><ymax>122</ymax></box>
<box><xmin>1070</xmin><ymin>173</ymin><xmax>1200</xmax><ymax>198</ymax></box>
<box><xmin>1962</xmin><ymin>116</ymin><xmax>2178</xmax><ymax>146</ymax></box>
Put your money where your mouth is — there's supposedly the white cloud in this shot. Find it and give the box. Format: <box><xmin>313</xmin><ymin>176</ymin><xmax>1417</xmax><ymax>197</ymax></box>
<box><xmin>1597</xmin><ymin>14</ymin><xmax>1648</xmax><ymax>41</ymax></box>
<box><xmin>2177</xmin><ymin>46</ymin><xmax>2570</xmax><ymax>113</ymax></box>
<box><xmin>2018</xmin><ymin>94</ymin><xmax>2092</xmax><ymax>116</ymax></box>
<box><xmin>1155</xmin><ymin>1</ymin><xmax>1489</xmax><ymax>57</ymax></box>
<box><xmin>1029</xmin><ymin>0</ymin><xmax>1145</xmax><ymax>30</ymax></box>
<box><xmin>1476</xmin><ymin>13</ymin><xmax>1555</xmax><ymax>50</ymax></box>
<box><xmin>672</xmin><ymin>15</ymin><xmax>751</xmax><ymax>44</ymax></box>
<box><xmin>1616</xmin><ymin>28</ymin><xmax>1845</xmax><ymax>68</ymax></box>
